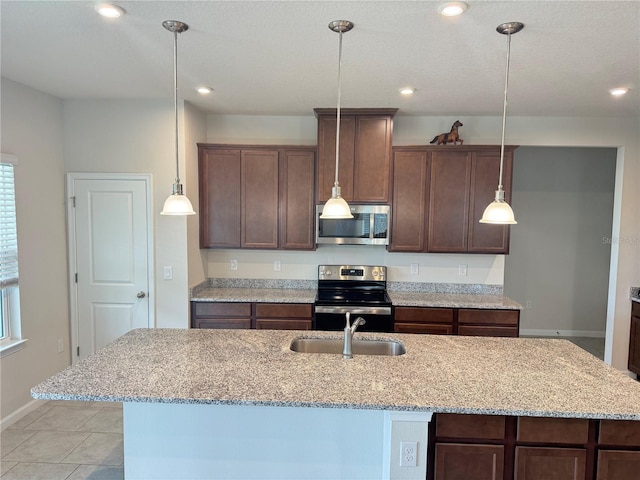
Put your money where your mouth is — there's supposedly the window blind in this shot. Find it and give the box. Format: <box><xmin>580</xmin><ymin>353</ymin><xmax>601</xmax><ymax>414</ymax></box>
<box><xmin>0</xmin><ymin>163</ymin><xmax>19</xmax><ymax>288</ymax></box>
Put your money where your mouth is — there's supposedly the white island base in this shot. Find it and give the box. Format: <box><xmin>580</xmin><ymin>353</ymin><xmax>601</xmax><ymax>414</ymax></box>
<box><xmin>123</xmin><ymin>402</ymin><xmax>432</xmax><ymax>480</ymax></box>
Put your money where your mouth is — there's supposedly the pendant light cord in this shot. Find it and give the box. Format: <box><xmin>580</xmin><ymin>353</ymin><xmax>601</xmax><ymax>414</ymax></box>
<box><xmin>333</xmin><ymin>29</ymin><xmax>343</xmax><ymax>188</ymax></box>
<box><xmin>498</xmin><ymin>31</ymin><xmax>512</xmax><ymax>192</ymax></box>
<box><xmin>173</xmin><ymin>30</ymin><xmax>180</xmax><ymax>186</ymax></box>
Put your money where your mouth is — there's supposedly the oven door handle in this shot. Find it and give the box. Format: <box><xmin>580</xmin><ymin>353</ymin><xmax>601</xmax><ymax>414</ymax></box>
<box><xmin>314</xmin><ymin>305</ymin><xmax>392</xmax><ymax>315</ymax></box>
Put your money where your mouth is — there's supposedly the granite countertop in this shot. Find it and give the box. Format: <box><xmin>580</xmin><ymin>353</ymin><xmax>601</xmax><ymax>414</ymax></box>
<box><xmin>191</xmin><ymin>287</ymin><xmax>317</xmax><ymax>303</ymax></box>
<box><xmin>32</xmin><ymin>328</ymin><xmax>640</xmax><ymax>420</ymax></box>
<box><xmin>190</xmin><ymin>285</ymin><xmax>522</xmax><ymax>310</ymax></box>
<box><xmin>388</xmin><ymin>292</ymin><xmax>522</xmax><ymax>309</ymax></box>
<box><xmin>631</xmin><ymin>286</ymin><xmax>640</xmax><ymax>304</ymax></box>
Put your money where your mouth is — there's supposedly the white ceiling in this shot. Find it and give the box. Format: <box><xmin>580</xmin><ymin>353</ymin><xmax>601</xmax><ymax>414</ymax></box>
<box><xmin>1</xmin><ymin>1</ymin><xmax>638</xmax><ymax>117</ymax></box>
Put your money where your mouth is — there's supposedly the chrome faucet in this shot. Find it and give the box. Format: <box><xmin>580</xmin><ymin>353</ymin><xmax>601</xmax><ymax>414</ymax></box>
<box><xmin>343</xmin><ymin>312</ymin><xmax>366</xmax><ymax>359</ymax></box>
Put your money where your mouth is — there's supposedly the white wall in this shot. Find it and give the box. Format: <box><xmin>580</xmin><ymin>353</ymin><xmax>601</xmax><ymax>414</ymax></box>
<box><xmin>185</xmin><ymin>102</ymin><xmax>207</xmax><ymax>289</ymax></box>
<box><xmin>205</xmin><ymin>113</ymin><xmax>640</xmax><ymax>371</ymax></box>
<box><xmin>0</xmin><ymin>79</ymin><xmax>70</xmax><ymax>419</ymax></box>
<box><xmin>62</xmin><ymin>99</ymin><xmax>198</xmax><ymax>328</ymax></box>
<box><xmin>504</xmin><ymin>147</ymin><xmax>616</xmax><ymax>336</ymax></box>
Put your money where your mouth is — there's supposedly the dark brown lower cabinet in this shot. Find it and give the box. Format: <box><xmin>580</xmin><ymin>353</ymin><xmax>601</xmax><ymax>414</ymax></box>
<box><xmin>435</xmin><ymin>444</ymin><xmax>504</xmax><ymax>480</ymax></box>
<box><xmin>191</xmin><ymin>301</ymin><xmax>313</xmax><ymax>330</ymax></box>
<box><xmin>255</xmin><ymin>303</ymin><xmax>312</xmax><ymax>330</ymax></box>
<box><xmin>515</xmin><ymin>447</ymin><xmax>586</xmax><ymax>480</ymax></box>
<box><xmin>393</xmin><ymin>306</ymin><xmax>519</xmax><ymax>337</ymax></box>
<box><xmin>429</xmin><ymin>414</ymin><xmax>640</xmax><ymax>480</ymax></box>
<box><xmin>191</xmin><ymin>302</ymin><xmax>252</xmax><ymax>329</ymax></box>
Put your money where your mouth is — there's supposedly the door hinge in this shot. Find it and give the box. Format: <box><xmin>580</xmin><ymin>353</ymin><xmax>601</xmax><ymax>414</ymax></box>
<box><xmin>70</xmin><ymin>196</ymin><xmax>76</xmax><ymax>207</ymax></box>
<box><xmin>75</xmin><ymin>273</ymin><xmax>78</xmax><ymax>283</ymax></box>
<box><xmin>77</xmin><ymin>346</ymin><xmax>80</xmax><ymax>356</ymax></box>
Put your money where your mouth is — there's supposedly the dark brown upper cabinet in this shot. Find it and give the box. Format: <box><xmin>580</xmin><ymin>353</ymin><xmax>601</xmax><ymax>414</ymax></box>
<box><xmin>315</xmin><ymin>108</ymin><xmax>397</xmax><ymax>204</ymax></box>
<box><xmin>390</xmin><ymin>145</ymin><xmax>516</xmax><ymax>254</ymax></box>
<box><xmin>198</xmin><ymin>144</ymin><xmax>316</xmax><ymax>250</ymax></box>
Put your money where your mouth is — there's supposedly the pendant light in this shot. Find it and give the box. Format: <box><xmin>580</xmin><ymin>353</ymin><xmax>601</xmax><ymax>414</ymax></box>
<box><xmin>320</xmin><ymin>20</ymin><xmax>354</xmax><ymax>219</ymax></box>
<box><xmin>479</xmin><ymin>22</ymin><xmax>524</xmax><ymax>225</ymax></box>
<box><xmin>160</xmin><ymin>20</ymin><xmax>196</xmax><ymax>216</ymax></box>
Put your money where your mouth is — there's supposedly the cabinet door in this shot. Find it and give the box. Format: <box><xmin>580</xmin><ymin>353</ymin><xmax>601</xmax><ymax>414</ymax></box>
<box><xmin>597</xmin><ymin>450</ymin><xmax>640</xmax><ymax>480</ymax></box>
<box><xmin>279</xmin><ymin>150</ymin><xmax>316</xmax><ymax>250</ymax></box>
<box><xmin>389</xmin><ymin>150</ymin><xmax>429</xmax><ymax>252</ymax></box>
<box><xmin>428</xmin><ymin>151</ymin><xmax>471</xmax><ymax>252</ymax></box>
<box><xmin>199</xmin><ymin>149</ymin><xmax>241</xmax><ymax>248</ymax></box>
<box><xmin>316</xmin><ymin>115</ymin><xmax>356</xmax><ymax>202</ymax></box>
<box><xmin>353</xmin><ymin>115</ymin><xmax>393</xmax><ymax>202</ymax></box>
<box><xmin>515</xmin><ymin>447</ymin><xmax>586</xmax><ymax>480</ymax></box>
<box><xmin>241</xmin><ymin>150</ymin><xmax>279</xmax><ymax>249</ymax></box>
<box><xmin>468</xmin><ymin>150</ymin><xmax>513</xmax><ymax>253</ymax></box>
<box><xmin>435</xmin><ymin>443</ymin><xmax>504</xmax><ymax>480</ymax></box>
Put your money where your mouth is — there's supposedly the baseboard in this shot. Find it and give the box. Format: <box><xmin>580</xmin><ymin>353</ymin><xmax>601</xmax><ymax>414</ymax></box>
<box><xmin>0</xmin><ymin>398</ymin><xmax>48</xmax><ymax>431</ymax></box>
<box><xmin>520</xmin><ymin>329</ymin><xmax>606</xmax><ymax>338</ymax></box>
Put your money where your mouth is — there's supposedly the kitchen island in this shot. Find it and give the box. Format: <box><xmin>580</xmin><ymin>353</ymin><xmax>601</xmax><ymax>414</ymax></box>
<box><xmin>32</xmin><ymin>328</ymin><xmax>640</xmax><ymax>479</ymax></box>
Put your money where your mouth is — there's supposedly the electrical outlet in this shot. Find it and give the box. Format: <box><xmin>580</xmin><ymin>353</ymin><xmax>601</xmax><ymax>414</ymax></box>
<box><xmin>458</xmin><ymin>264</ymin><xmax>468</xmax><ymax>276</ymax></box>
<box><xmin>57</xmin><ymin>338</ymin><xmax>64</xmax><ymax>353</ymax></box>
<box><xmin>163</xmin><ymin>266</ymin><xmax>173</xmax><ymax>280</ymax></box>
<box><xmin>400</xmin><ymin>441</ymin><xmax>418</xmax><ymax>467</ymax></box>
<box><xmin>410</xmin><ymin>263</ymin><xmax>419</xmax><ymax>275</ymax></box>
<box><xmin>274</xmin><ymin>260</ymin><xmax>281</xmax><ymax>272</ymax></box>
<box><xmin>230</xmin><ymin>259</ymin><xmax>238</xmax><ymax>271</ymax></box>
<box><xmin>526</xmin><ymin>300</ymin><xmax>532</xmax><ymax>309</ymax></box>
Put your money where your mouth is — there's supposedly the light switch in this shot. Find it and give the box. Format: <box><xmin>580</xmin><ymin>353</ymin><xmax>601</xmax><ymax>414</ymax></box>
<box><xmin>163</xmin><ymin>266</ymin><xmax>173</xmax><ymax>280</ymax></box>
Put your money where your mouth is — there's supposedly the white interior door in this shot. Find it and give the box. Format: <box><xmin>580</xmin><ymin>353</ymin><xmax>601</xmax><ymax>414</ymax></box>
<box><xmin>68</xmin><ymin>174</ymin><xmax>153</xmax><ymax>361</ymax></box>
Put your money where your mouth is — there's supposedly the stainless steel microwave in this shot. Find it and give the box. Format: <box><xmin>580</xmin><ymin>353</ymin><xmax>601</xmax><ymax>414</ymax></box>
<box><xmin>315</xmin><ymin>205</ymin><xmax>391</xmax><ymax>245</ymax></box>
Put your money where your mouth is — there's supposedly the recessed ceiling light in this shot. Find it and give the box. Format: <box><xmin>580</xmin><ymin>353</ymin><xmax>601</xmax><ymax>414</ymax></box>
<box><xmin>609</xmin><ymin>87</ymin><xmax>629</xmax><ymax>96</ymax></box>
<box><xmin>197</xmin><ymin>87</ymin><xmax>213</xmax><ymax>95</ymax></box>
<box><xmin>438</xmin><ymin>2</ymin><xmax>469</xmax><ymax>17</ymax></box>
<box><xmin>399</xmin><ymin>87</ymin><xmax>416</xmax><ymax>96</ymax></box>
<box><xmin>95</xmin><ymin>3</ymin><xmax>125</xmax><ymax>18</ymax></box>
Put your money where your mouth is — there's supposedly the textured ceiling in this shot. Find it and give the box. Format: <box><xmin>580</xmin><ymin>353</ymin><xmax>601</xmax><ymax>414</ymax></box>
<box><xmin>1</xmin><ymin>0</ymin><xmax>638</xmax><ymax>117</ymax></box>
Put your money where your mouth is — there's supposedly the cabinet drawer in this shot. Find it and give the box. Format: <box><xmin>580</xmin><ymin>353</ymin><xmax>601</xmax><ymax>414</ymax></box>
<box><xmin>193</xmin><ymin>302</ymin><xmax>252</xmax><ymax>317</ymax></box>
<box><xmin>255</xmin><ymin>319</ymin><xmax>312</xmax><ymax>330</ymax></box>
<box><xmin>458</xmin><ymin>325</ymin><xmax>519</xmax><ymax>337</ymax></box>
<box><xmin>394</xmin><ymin>307</ymin><xmax>454</xmax><ymax>323</ymax></box>
<box><xmin>517</xmin><ymin>417</ymin><xmax>589</xmax><ymax>444</ymax></box>
<box><xmin>255</xmin><ymin>303</ymin><xmax>312</xmax><ymax>319</ymax></box>
<box><xmin>599</xmin><ymin>420</ymin><xmax>640</xmax><ymax>446</ymax></box>
<box><xmin>195</xmin><ymin>318</ymin><xmax>251</xmax><ymax>329</ymax></box>
<box><xmin>459</xmin><ymin>309</ymin><xmax>519</xmax><ymax>326</ymax></box>
<box><xmin>436</xmin><ymin>414</ymin><xmax>506</xmax><ymax>440</ymax></box>
<box><xmin>394</xmin><ymin>323</ymin><xmax>453</xmax><ymax>335</ymax></box>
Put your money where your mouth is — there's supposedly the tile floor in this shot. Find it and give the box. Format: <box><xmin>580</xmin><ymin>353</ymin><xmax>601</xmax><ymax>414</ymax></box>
<box><xmin>1</xmin><ymin>400</ymin><xmax>124</xmax><ymax>480</ymax></box>
<box><xmin>0</xmin><ymin>336</ymin><xmax>606</xmax><ymax>480</ymax></box>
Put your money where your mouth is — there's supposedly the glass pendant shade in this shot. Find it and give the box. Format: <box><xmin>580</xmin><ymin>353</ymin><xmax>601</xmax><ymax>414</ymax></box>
<box><xmin>479</xmin><ymin>189</ymin><xmax>517</xmax><ymax>224</ymax></box>
<box><xmin>161</xmin><ymin>183</ymin><xmax>196</xmax><ymax>215</ymax></box>
<box><xmin>320</xmin><ymin>185</ymin><xmax>352</xmax><ymax>219</ymax></box>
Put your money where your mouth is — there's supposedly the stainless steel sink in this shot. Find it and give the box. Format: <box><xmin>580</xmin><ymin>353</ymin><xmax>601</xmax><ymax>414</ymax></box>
<box><xmin>290</xmin><ymin>337</ymin><xmax>406</xmax><ymax>356</ymax></box>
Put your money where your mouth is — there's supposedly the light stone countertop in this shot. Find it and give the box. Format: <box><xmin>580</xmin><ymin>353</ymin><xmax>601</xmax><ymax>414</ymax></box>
<box><xmin>190</xmin><ymin>287</ymin><xmax>317</xmax><ymax>303</ymax></box>
<box><xmin>32</xmin><ymin>328</ymin><xmax>640</xmax><ymax>420</ymax></box>
<box><xmin>190</xmin><ymin>287</ymin><xmax>522</xmax><ymax>310</ymax></box>
<box><xmin>388</xmin><ymin>292</ymin><xmax>522</xmax><ymax>309</ymax></box>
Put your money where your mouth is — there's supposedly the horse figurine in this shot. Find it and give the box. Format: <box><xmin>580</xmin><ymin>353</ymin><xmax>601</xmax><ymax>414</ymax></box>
<box><xmin>430</xmin><ymin>120</ymin><xmax>464</xmax><ymax>145</ymax></box>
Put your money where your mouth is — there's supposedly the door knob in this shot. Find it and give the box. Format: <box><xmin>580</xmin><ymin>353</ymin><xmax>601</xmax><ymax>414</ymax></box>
<box><xmin>137</xmin><ymin>291</ymin><xmax>146</xmax><ymax>298</ymax></box>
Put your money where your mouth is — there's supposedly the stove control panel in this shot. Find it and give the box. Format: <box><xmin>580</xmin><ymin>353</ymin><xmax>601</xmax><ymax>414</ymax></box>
<box><xmin>318</xmin><ymin>265</ymin><xmax>386</xmax><ymax>281</ymax></box>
